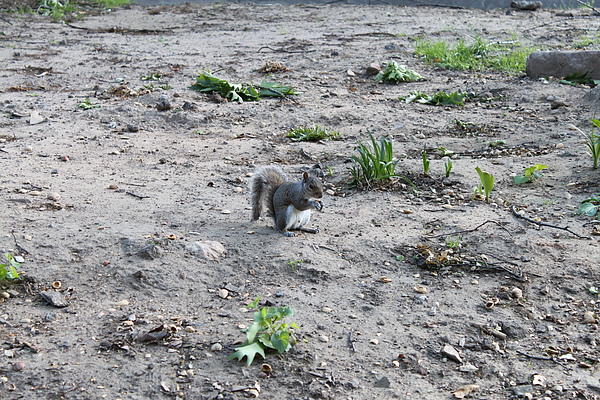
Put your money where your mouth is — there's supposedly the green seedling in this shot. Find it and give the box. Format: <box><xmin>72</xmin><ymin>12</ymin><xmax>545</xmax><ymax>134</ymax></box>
<box><xmin>444</xmin><ymin>156</ymin><xmax>453</xmax><ymax>178</ymax></box>
<box><xmin>421</xmin><ymin>144</ymin><xmax>430</xmax><ymax>175</ymax></box>
<box><xmin>374</xmin><ymin>61</ymin><xmax>422</xmax><ymax>84</ymax></box>
<box><xmin>514</xmin><ymin>164</ymin><xmax>548</xmax><ymax>185</ymax></box>
<box><xmin>475</xmin><ymin>166</ymin><xmax>494</xmax><ymax>202</ymax></box>
<box><xmin>229</xmin><ymin>297</ymin><xmax>299</xmax><ymax>366</ymax></box>
<box><xmin>349</xmin><ymin>133</ymin><xmax>404</xmax><ymax>189</ymax></box>
<box><xmin>559</xmin><ymin>72</ymin><xmax>600</xmax><ymax>87</ymax></box>
<box><xmin>573</xmin><ymin>119</ymin><xmax>600</xmax><ymax>169</ymax></box>
<box><xmin>399</xmin><ymin>91</ymin><xmax>466</xmax><ymax>106</ymax></box>
<box><xmin>190</xmin><ymin>71</ymin><xmax>296</xmax><ymax>103</ymax></box>
<box><xmin>489</xmin><ymin>140</ymin><xmax>507</xmax><ymax>148</ymax></box>
<box><xmin>78</xmin><ymin>98</ymin><xmax>100</xmax><ymax>110</ymax></box>
<box><xmin>288</xmin><ymin>126</ymin><xmax>339</xmax><ymax>142</ymax></box>
<box><xmin>140</xmin><ymin>73</ymin><xmax>163</xmax><ymax>81</ymax></box>
<box><xmin>287</xmin><ymin>259</ymin><xmax>304</xmax><ymax>270</ymax></box>
<box><xmin>0</xmin><ymin>253</ymin><xmax>20</xmax><ymax>282</ymax></box>
<box><xmin>577</xmin><ymin>192</ymin><xmax>600</xmax><ymax>219</ymax></box>
<box><xmin>445</xmin><ymin>236</ymin><xmax>461</xmax><ymax>249</ymax></box>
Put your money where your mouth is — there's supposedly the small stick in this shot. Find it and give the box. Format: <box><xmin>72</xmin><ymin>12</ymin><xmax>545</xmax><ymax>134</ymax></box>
<box><xmin>516</xmin><ymin>350</ymin><xmax>552</xmax><ymax>361</ymax></box>
<box><xmin>576</xmin><ymin>0</ymin><xmax>600</xmax><ymax>14</ymax></box>
<box><xmin>423</xmin><ymin>220</ymin><xmax>509</xmax><ymax>239</ymax></box>
<box><xmin>511</xmin><ymin>206</ymin><xmax>590</xmax><ymax>239</ymax></box>
<box><xmin>126</xmin><ymin>191</ymin><xmax>149</xmax><ymax>199</ymax></box>
<box><xmin>11</xmin><ymin>231</ymin><xmax>29</xmax><ymax>255</ymax></box>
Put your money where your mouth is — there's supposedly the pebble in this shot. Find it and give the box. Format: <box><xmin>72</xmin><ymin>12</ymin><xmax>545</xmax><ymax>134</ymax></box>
<box><xmin>370</xmin><ymin>338</ymin><xmax>379</xmax><ymax>345</ymax></box>
<box><xmin>319</xmin><ymin>335</ymin><xmax>329</xmax><ymax>343</ymax></box>
<box><xmin>347</xmin><ymin>69</ymin><xmax>356</xmax><ymax>77</ymax></box>
<box><xmin>12</xmin><ymin>362</ymin><xmax>25</xmax><ymax>371</ymax></box>
<box><xmin>115</xmin><ymin>299</ymin><xmax>130</xmax><ymax>307</ymax></box>
<box><xmin>511</xmin><ymin>287</ymin><xmax>523</xmax><ymax>299</ymax></box>
<box><xmin>184</xmin><ymin>326</ymin><xmax>196</xmax><ymax>333</ymax></box>
<box><xmin>442</xmin><ymin>344</ymin><xmax>462</xmax><ymax>363</ymax></box>
<box><xmin>583</xmin><ymin>311</ymin><xmax>596</xmax><ymax>324</ymax></box>
<box><xmin>218</xmin><ymin>289</ymin><xmax>229</xmax><ymax>299</ymax></box>
<box><xmin>1</xmin><ymin>292</ymin><xmax>10</xmax><ymax>299</ymax></box>
<box><xmin>322</xmin><ymin>306</ymin><xmax>333</xmax><ymax>313</ymax></box>
<box><xmin>221</xmin><ymin>209</ymin><xmax>231</xmax><ymax>214</ymax></box>
<box><xmin>211</xmin><ymin>343</ymin><xmax>223</xmax><ymax>352</ymax></box>
<box><xmin>47</xmin><ymin>192</ymin><xmax>61</xmax><ymax>201</ymax></box>
<box><xmin>415</xmin><ymin>286</ymin><xmax>427</xmax><ymax>294</ymax></box>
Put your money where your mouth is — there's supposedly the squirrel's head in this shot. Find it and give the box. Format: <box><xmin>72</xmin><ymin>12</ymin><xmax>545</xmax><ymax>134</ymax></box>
<box><xmin>302</xmin><ymin>171</ymin><xmax>323</xmax><ymax>198</ymax></box>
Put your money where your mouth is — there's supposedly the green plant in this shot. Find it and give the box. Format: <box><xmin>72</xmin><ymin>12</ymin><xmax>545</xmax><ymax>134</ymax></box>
<box><xmin>140</xmin><ymin>73</ymin><xmax>163</xmax><ymax>81</ymax></box>
<box><xmin>229</xmin><ymin>297</ymin><xmax>299</xmax><ymax>366</ymax></box>
<box><xmin>475</xmin><ymin>167</ymin><xmax>494</xmax><ymax>202</ymax></box>
<box><xmin>349</xmin><ymin>133</ymin><xmax>402</xmax><ymax>189</ymax></box>
<box><xmin>489</xmin><ymin>140</ymin><xmax>506</xmax><ymax>148</ymax></box>
<box><xmin>0</xmin><ymin>253</ymin><xmax>20</xmax><ymax>282</ymax></box>
<box><xmin>399</xmin><ymin>91</ymin><xmax>466</xmax><ymax>106</ymax></box>
<box><xmin>287</xmin><ymin>259</ymin><xmax>304</xmax><ymax>270</ymax></box>
<box><xmin>559</xmin><ymin>72</ymin><xmax>600</xmax><ymax>87</ymax></box>
<box><xmin>445</xmin><ymin>236</ymin><xmax>461</xmax><ymax>248</ymax></box>
<box><xmin>573</xmin><ymin>119</ymin><xmax>600</xmax><ymax>169</ymax></box>
<box><xmin>190</xmin><ymin>71</ymin><xmax>296</xmax><ymax>103</ymax></box>
<box><xmin>444</xmin><ymin>156</ymin><xmax>453</xmax><ymax>178</ymax></box>
<box><xmin>374</xmin><ymin>61</ymin><xmax>422</xmax><ymax>84</ymax></box>
<box><xmin>577</xmin><ymin>193</ymin><xmax>600</xmax><ymax>219</ymax></box>
<box><xmin>421</xmin><ymin>144</ymin><xmax>430</xmax><ymax>175</ymax></box>
<box><xmin>78</xmin><ymin>98</ymin><xmax>100</xmax><ymax>110</ymax></box>
<box><xmin>288</xmin><ymin>126</ymin><xmax>339</xmax><ymax>142</ymax></box>
<box><xmin>414</xmin><ymin>36</ymin><xmax>533</xmax><ymax>73</ymax></box>
<box><xmin>514</xmin><ymin>164</ymin><xmax>548</xmax><ymax>185</ymax></box>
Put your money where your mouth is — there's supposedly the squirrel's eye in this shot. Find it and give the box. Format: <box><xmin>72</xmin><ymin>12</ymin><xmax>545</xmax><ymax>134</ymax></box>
<box><xmin>308</xmin><ymin>184</ymin><xmax>314</xmax><ymax>190</ymax></box>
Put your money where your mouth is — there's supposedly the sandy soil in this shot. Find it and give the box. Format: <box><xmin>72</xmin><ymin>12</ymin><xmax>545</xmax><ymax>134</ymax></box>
<box><xmin>1</xmin><ymin>2</ymin><xmax>600</xmax><ymax>399</ymax></box>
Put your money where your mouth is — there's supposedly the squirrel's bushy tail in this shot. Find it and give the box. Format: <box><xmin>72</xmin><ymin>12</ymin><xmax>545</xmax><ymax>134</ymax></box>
<box><xmin>250</xmin><ymin>165</ymin><xmax>287</xmax><ymax>220</ymax></box>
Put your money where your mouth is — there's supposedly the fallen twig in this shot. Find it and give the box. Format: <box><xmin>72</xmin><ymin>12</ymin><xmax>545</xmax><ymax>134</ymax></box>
<box><xmin>471</xmin><ymin>323</ymin><xmax>507</xmax><ymax>340</ymax></box>
<box><xmin>126</xmin><ymin>191</ymin><xmax>149</xmax><ymax>199</ymax></box>
<box><xmin>511</xmin><ymin>206</ymin><xmax>590</xmax><ymax>239</ymax></box>
<box><xmin>576</xmin><ymin>0</ymin><xmax>600</xmax><ymax>15</ymax></box>
<box><xmin>423</xmin><ymin>220</ymin><xmax>510</xmax><ymax>239</ymax></box>
<box><xmin>11</xmin><ymin>231</ymin><xmax>30</xmax><ymax>255</ymax></box>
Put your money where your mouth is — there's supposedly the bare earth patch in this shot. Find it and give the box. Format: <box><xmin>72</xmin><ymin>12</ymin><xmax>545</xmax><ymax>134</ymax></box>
<box><xmin>1</xmin><ymin>3</ymin><xmax>600</xmax><ymax>399</ymax></box>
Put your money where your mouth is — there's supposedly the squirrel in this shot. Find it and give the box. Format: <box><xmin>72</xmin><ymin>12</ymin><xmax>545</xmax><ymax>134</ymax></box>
<box><xmin>249</xmin><ymin>165</ymin><xmax>324</xmax><ymax>237</ymax></box>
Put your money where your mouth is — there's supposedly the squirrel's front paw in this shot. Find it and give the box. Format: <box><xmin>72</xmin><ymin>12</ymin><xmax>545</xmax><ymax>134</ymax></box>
<box><xmin>314</xmin><ymin>200</ymin><xmax>323</xmax><ymax>212</ymax></box>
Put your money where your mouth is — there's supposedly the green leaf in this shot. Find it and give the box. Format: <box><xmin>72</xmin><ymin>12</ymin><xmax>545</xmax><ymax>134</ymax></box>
<box><xmin>245</xmin><ymin>321</ymin><xmax>261</xmax><ymax>343</ymax></box>
<box><xmin>577</xmin><ymin>202</ymin><xmax>599</xmax><ymax>217</ymax></box>
<box><xmin>228</xmin><ymin>341</ymin><xmax>266</xmax><ymax>366</ymax></box>
<box><xmin>513</xmin><ymin>174</ymin><xmax>530</xmax><ymax>185</ymax></box>
<box><xmin>475</xmin><ymin>167</ymin><xmax>494</xmax><ymax>202</ymax></box>
<box><xmin>271</xmin><ymin>330</ymin><xmax>291</xmax><ymax>353</ymax></box>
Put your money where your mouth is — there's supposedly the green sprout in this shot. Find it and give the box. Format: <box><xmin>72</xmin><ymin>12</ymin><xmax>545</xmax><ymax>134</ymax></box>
<box><xmin>399</xmin><ymin>91</ymin><xmax>466</xmax><ymax>106</ymax></box>
<box><xmin>573</xmin><ymin>119</ymin><xmax>600</xmax><ymax>169</ymax></box>
<box><xmin>514</xmin><ymin>164</ymin><xmax>548</xmax><ymax>185</ymax></box>
<box><xmin>444</xmin><ymin>157</ymin><xmax>453</xmax><ymax>178</ymax></box>
<box><xmin>374</xmin><ymin>61</ymin><xmax>422</xmax><ymax>84</ymax></box>
<box><xmin>78</xmin><ymin>98</ymin><xmax>101</xmax><ymax>110</ymax></box>
<box><xmin>349</xmin><ymin>133</ymin><xmax>405</xmax><ymax>189</ymax></box>
<box><xmin>288</xmin><ymin>126</ymin><xmax>339</xmax><ymax>142</ymax></box>
<box><xmin>422</xmin><ymin>144</ymin><xmax>430</xmax><ymax>175</ymax></box>
<box><xmin>475</xmin><ymin>167</ymin><xmax>494</xmax><ymax>202</ymax></box>
<box><xmin>0</xmin><ymin>253</ymin><xmax>20</xmax><ymax>282</ymax></box>
<box><xmin>229</xmin><ymin>297</ymin><xmax>299</xmax><ymax>366</ymax></box>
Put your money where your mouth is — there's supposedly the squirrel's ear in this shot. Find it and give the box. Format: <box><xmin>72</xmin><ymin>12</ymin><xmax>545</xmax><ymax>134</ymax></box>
<box><xmin>302</xmin><ymin>171</ymin><xmax>309</xmax><ymax>180</ymax></box>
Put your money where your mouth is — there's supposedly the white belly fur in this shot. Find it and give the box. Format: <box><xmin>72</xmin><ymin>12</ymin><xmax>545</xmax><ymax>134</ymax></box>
<box><xmin>284</xmin><ymin>205</ymin><xmax>311</xmax><ymax>230</ymax></box>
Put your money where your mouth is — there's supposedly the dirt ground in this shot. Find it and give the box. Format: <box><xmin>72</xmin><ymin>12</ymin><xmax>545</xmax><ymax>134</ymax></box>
<box><xmin>1</xmin><ymin>2</ymin><xmax>600</xmax><ymax>399</ymax></box>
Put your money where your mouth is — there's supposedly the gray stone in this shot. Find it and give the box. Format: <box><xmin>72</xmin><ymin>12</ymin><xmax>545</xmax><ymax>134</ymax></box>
<box><xmin>526</xmin><ymin>51</ymin><xmax>600</xmax><ymax>79</ymax></box>
<box><xmin>374</xmin><ymin>376</ymin><xmax>391</xmax><ymax>388</ymax></box>
<box><xmin>583</xmin><ymin>86</ymin><xmax>600</xmax><ymax>106</ymax></box>
<box><xmin>511</xmin><ymin>1</ymin><xmax>542</xmax><ymax>10</ymax></box>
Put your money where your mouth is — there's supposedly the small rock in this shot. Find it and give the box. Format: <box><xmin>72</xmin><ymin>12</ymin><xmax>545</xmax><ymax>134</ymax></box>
<box><xmin>374</xmin><ymin>376</ymin><xmax>391</xmax><ymax>388</ymax></box>
<box><xmin>211</xmin><ymin>343</ymin><xmax>223</xmax><ymax>352</ymax></box>
<box><xmin>137</xmin><ymin>244</ymin><xmax>163</xmax><ymax>260</ymax></box>
<box><xmin>115</xmin><ymin>299</ymin><xmax>129</xmax><ymax>307</ymax></box>
<box><xmin>319</xmin><ymin>335</ymin><xmax>329</xmax><ymax>343</ymax></box>
<box><xmin>47</xmin><ymin>192</ymin><xmax>61</xmax><ymax>201</ymax></box>
<box><xmin>218</xmin><ymin>288</ymin><xmax>229</xmax><ymax>299</ymax></box>
<box><xmin>12</xmin><ymin>362</ymin><xmax>25</xmax><ymax>371</ymax></box>
<box><xmin>126</xmin><ymin>123</ymin><xmax>139</xmax><ymax>132</ymax></box>
<box><xmin>29</xmin><ymin>111</ymin><xmax>45</xmax><ymax>125</ymax></box>
<box><xmin>584</xmin><ymin>311</ymin><xmax>596</xmax><ymax>324</ymax></box>
<box><xmin>40</xmin><ymin>291</ymin><xmax>68</xmax><ymax>308</ymax></box>
<box><xmin>370</xmin><ymin>338</ymin><xmax>379</xmax><ymax>345</ymax></box>
<box><xmin>347</xmin><ymin>69</ymin><xmax>356</xmax><ymax>77</ymax></box>
<box><xmin>442</xmin><ymin>344</ymin><xmax>463</xmax><ymax>363</ymax></box>
<box><xmin>43</xmin><ymin>312</ymin><xmax>57</xmax><ymax>322</ymax></box>
<box><xmin>366</xmin><ymin>63</ymin><xmax>381</xmax><ymax>76</ymax></box>
<box><xmin>156</xmin><ymin>94</ymin><xmax>171</xmax><ymax>111</ymax></box>
<box><xmin>511</xmin><ymin>287</ymin><xmax>523</xmax><ymax>299</ymax></box>
<box><xmin>186</xmin><ymin>241</ymin><xmax>226</xmax><ymax>261</ymax></box>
